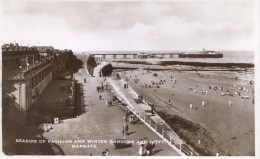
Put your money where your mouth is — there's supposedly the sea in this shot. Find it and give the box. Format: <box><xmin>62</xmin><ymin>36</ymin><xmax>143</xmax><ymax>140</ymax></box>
<box><xmin>76</xmin><ymin>51</ymin><xmax>254</xmax><ymax>64</ymax></box>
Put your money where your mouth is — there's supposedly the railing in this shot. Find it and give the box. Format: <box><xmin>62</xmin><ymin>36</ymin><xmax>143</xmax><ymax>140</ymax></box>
<box><xmin>106</xmin><ymin>79</ymin><xmax>199</xmax><ymax>156</ymax></box>
<box><xmin>12</xmin><ymin>96</ymin><xmax>27</xmax><ymax>114</ymax></box>
<box><xmin>24</xmin><ymin>61</ymin><xmax>52</xmax><ymax>77</ymax></box>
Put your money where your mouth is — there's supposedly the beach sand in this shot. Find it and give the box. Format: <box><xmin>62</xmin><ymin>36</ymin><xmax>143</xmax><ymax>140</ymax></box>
<box><xmin>117</xmin><ymin>68</ymin><xmax>254</xmax><ymax>156</ymax></box>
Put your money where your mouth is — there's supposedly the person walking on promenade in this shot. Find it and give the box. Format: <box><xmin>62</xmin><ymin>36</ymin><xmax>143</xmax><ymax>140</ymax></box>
<box><xmin>106</xmin><ymin>99</ymin><xmax>109</xmax><ymax>107</ymax></box>
<box><xmin>125</xmin><ymin>111</ymin><xmax>130</xmax><ymax>122</ymax></box>
<box><xmin>202</xmin><ymin>101</ymin><xmax>205</xmax><ymax>106</ymax></box>
<box><xmin>150</xmin><ymin>141</ymin><xmax>155</xmax><ymax>155</ymax></box>
<box><xmin>229</xmin><ymin>100</ymin><xmax>232</xmax><ymax>106</ymax></box>
<box><xmin>122</xmin><ymin>126</ymin><xmax>126</xmax><ymax>139</ymax></box>
<box><xmin>139</xmin><ymin>144</ymin><xmax>145</xmax><ymax>156</ymax></box>
<box><xmin>99</xmin><ymin>95</ymin><xmax>102</xmax><ymax>100</ymax></box>
<box><xmin>112</xmin><ymin>96</ymin><xmax>116</xmax><ymax>102</ymax></box>
<box><xmin>151</xmin><ymin>104</ymin><xmax>155</xmax><ymax>114</ymax></box>
<box><xmin>104</xmin><ymin>149</ymin><xmax>109</xmax><ymax>156</ymax></box>
<box><xmin>125</xmin><ymin>123</ymin><xmax>129</xmax><ymax>135</ymax></box>
<box><xmin>145</xmin><ymin>143</ymin><xmax>151</xmax><ymax>156</ymax></box>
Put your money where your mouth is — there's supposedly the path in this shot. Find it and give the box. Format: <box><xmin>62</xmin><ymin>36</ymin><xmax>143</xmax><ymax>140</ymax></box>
<box><xmin>42</xmin><ymin>65</ymin><xmax>179</xmax><ymax>156</ymax></box>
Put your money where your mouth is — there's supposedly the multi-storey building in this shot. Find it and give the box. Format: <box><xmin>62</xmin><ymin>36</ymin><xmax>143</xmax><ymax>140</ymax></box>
<box><xmin>2</xmin><ymin>43</ymin><xmax>54</xmax><ymax>121</ymax></box>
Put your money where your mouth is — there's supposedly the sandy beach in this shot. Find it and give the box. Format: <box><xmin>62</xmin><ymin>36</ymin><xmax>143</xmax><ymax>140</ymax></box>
<box><xmin>115</xmin><ymin>66</ymin><xmax>254</xmax><ymax>156</ymax></box>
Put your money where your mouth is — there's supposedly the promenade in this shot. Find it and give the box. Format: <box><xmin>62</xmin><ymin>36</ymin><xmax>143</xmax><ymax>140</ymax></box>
<box><xmin>42</xmin><ymin>65</ymin><xmax>179</xmax><ymax>156</ymax></box>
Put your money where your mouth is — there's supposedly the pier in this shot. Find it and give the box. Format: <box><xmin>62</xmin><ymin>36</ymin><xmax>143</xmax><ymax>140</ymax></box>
<box><xmin>86</xmin><ymin>52</ymin><xmax>180</xmax><ymax>60</ymax></box>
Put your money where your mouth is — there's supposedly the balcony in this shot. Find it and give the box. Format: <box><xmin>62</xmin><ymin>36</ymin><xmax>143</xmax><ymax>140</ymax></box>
<box><xmin>3</xmin><ymin>61</ymin><xmax>52</xmax><ymax>81</ymax></box>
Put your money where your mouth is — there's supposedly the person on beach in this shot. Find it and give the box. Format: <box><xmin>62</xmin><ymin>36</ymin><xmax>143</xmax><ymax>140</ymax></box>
<box><xmin>229</xmin><ymin>100</ymin><xmax>232</xmax><ymax>106</ymax></box>
<box><xmin>202</xmin><ymin>101</ymin><xmax>205</xmax><ymax>106</ymax></box>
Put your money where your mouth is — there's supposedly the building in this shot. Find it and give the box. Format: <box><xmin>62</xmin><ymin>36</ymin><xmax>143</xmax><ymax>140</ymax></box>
<box><xmin>2</xmin><ymin>43</ymin><xmax>54</xmax><ymax>123</ymax></box>
<box><xmin>137</xmin><ymin>52</ymin><xmax>149</xmax><ymax>58</ymax></box>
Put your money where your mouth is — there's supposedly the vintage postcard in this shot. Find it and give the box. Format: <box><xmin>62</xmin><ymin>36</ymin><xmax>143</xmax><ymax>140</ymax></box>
<box><xmin>0</xmin><ymin>0</ymin><xmax>259</xmax><ymax>158</ymax></box>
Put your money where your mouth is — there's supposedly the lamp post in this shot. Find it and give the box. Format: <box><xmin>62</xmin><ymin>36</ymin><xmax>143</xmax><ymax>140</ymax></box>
<box><xmin>26</xmin><ymin>57</ymin><xmax>29</xmax><ymax>70</ymax></box>
<box><xmin>180</xmin><ymin>142</ymin><xmax>182</xmax><ymax>153</ymax></box>
<box><xmin>33</xmin><ymin>55</ymin><xmax>34</xmax><ymax>67</ymax></box>
<box><xmin>19</xmin><ymin>65</ymin><xmax>22</xmax><ymax>120</ymax></box>
<box><xmin>27</xmin><ymin>63</ymin><xmax>29</xmax><ymax>71</ymax></box>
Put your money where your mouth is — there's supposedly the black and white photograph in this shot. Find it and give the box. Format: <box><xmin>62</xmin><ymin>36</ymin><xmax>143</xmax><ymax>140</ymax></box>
<box><xmin>1</xmin><ymin>0</ymin><xmax>259</xmax><ymax>158</ymax></box>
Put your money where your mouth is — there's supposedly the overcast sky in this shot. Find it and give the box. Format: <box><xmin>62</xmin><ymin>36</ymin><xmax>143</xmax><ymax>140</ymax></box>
<box><xmin>2</xmin><ymin>0</ymin><xmax>256</xmax><ymax>51</ymax></box>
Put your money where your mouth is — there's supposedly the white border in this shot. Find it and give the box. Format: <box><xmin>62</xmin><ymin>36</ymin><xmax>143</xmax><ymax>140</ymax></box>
<box><xmin>0</xmin><ymin>0</ymin><xmax>259</xmax><ymax>159</ymax></box>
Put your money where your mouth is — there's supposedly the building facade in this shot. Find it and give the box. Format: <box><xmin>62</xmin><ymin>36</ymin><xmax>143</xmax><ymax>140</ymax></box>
<box><xmin>2</xmin><ymin>43</ymin><xmax>54</xmax><ymax>119</ymax></box>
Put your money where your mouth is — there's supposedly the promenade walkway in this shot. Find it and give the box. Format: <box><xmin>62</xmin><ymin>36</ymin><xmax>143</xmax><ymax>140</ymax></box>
<box><xmin>106</xmin><ymin>77</ymin><xmax>197</xmax><ymax>156</ymax></box>
<box><xmin>42</xmin><ymin>65</ymin><xmax>179</xmax><ymax>156</ymax></box>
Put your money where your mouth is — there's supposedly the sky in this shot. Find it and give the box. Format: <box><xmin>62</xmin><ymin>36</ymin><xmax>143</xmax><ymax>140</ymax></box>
<box><xmin>1</xmin><ymin>0</ymin><xmax>257</xmax><ymax>51</ymax></box>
